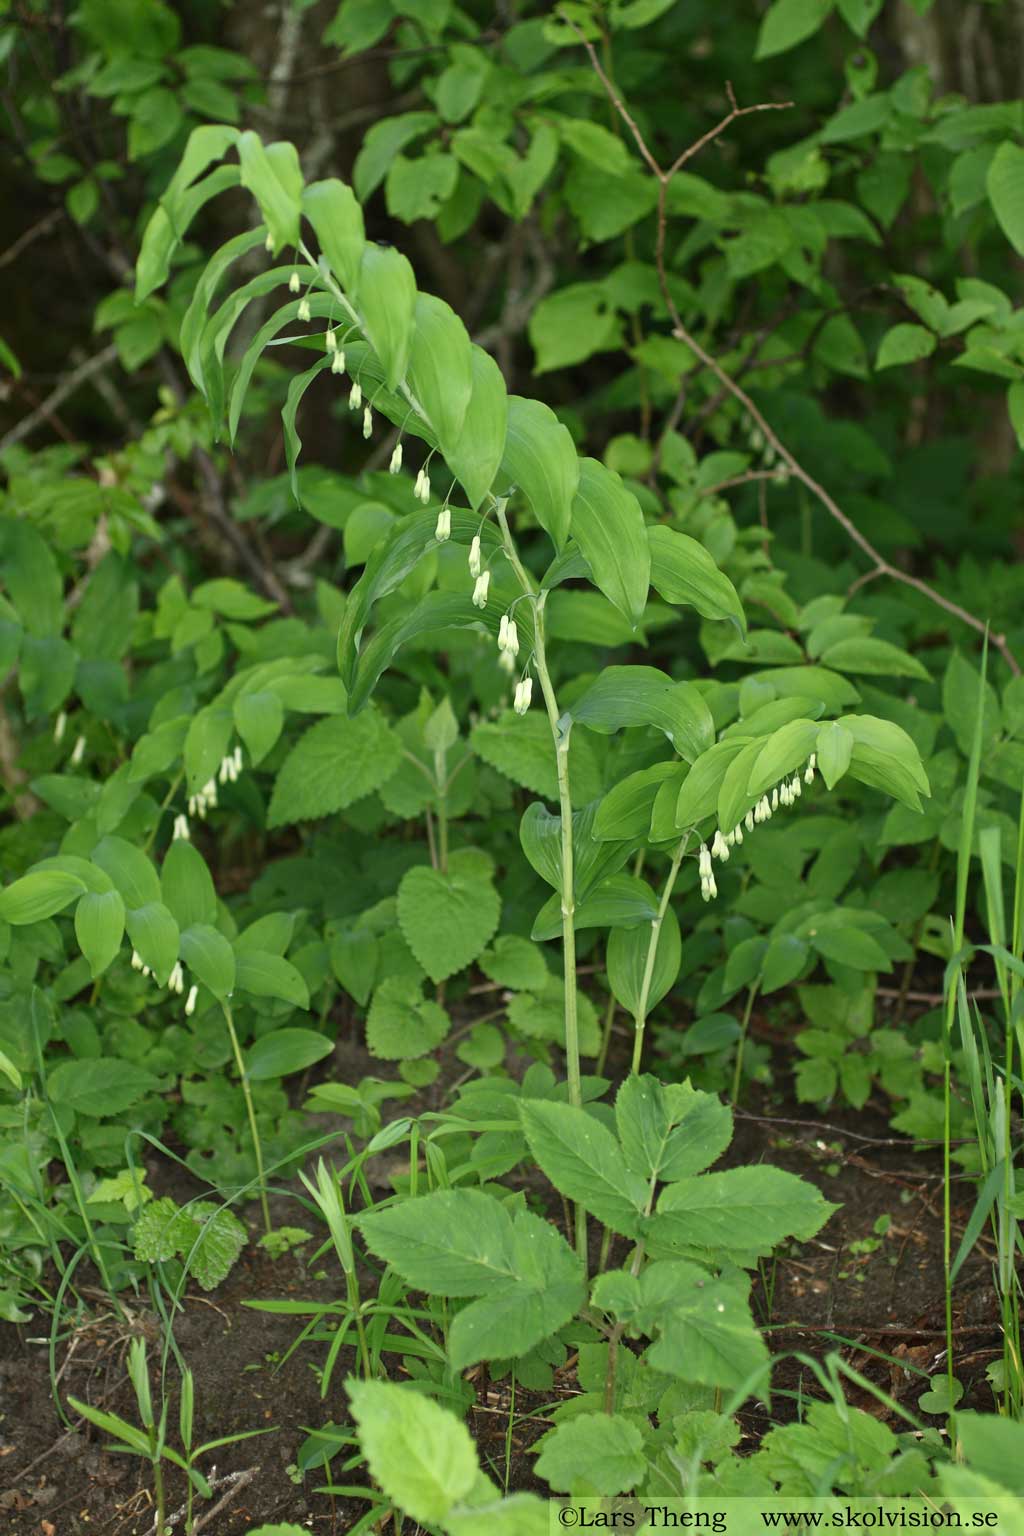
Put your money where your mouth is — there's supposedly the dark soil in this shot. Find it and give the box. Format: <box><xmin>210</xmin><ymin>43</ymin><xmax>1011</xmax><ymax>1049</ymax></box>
<box><xmin>0</xmin><ymin>1031</ymin><xmax>1005</xmax><ymax>1534</ymax></box>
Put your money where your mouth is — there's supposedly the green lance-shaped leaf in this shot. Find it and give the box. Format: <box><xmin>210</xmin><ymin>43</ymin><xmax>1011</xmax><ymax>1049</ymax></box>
<box><xmin>180</xmin><ymin>227</ymin><xmax>268</xmax><ymax>395</ymax></box>
<box><xmin>499</xmin><ymin>396</ymin><xmax>579</xmax><ymax>551</ymax></box>
<box><xmin>593</xmin><ymin>761</ymin><xmax>681</xmax><ymax>842</ymax></box>
<box><xmin>648</xmin><ymin>525</ymin><xmax>745</xmax><ymax>634</ymax></box>
<box><xmin>229</xmin><ymin>293</ymin><xmax>335</xmax><ymax>446</ymax></box>
<box><xmin>569</xmin><ymin>458</ymin><xmax>650</xmax><ymax>630</ymax></box>
<box><xmin>302</xmin><ymin>177</ymin><xmax>365</xmax><ymax>295</ymax></box>
<box><xmin>568</xmin><ymin>666</ymin><xmax>714</xmax><ymax>764</ymax></box>
<box><xmin>92</xmin><ymin>835</ymin><xmax>162</xmax><ymax>910</ymax></box>
<box><xmin>235</xmin><ymin>952</ymin><xmax>310</xmax><ymax>1010</ymax></box>
<box><xmin>283</xmin><ymin>354</ymin><xmax>334</xmax><ymax>504</ymax></box>
<box><xmin>531</xmin><ymin>872</ymin><xmax>661</xmax><ymax>941</ymax></box>
<box><xmin>180</xmin><ymin>923</ymin><xmax>235</xmax><ymax>999</ymax></box>
<box><xmin>359</xmin><ymin>1188</ymin><xmax>586</xmax><ymax>1371</ymax></box>
<box><xmin>136</xmin><ymin>163</ymin><xmax>240</xmax><ymax>302</ymax></box>
<box><xmin>348</xmin><ymin>592</ymin><xmax>495</xmax><ymax>714</ymax></box>
<box><xmin>405</xmin><ymin>292</ymin><xmax>473</xmax><ymax>462</ymax></box>
<box><xmin>519</xmin><ymin>1098</ymin><xmax>647</xmax><ymax>1237</ymax></box>
<box><xmin>198</xmin><ymin>264</ymin><xmax>318</xmax><ymax>426</ymax></box>
<box><xmin>607</xmin><ymin>906</ymin><xmax>681</xmax><ymax>1017</ymax></box>
<box><xmin>237</xmin><ymin>131</ymin><xmax>303</xmax><ymax>254</ymax></box>
<box><xmin>125</xmin><ymin>901</ymin><xmax>179</xmax><ymax>986</ymax></box>
<box><xmin>841</xmin><ymin>713</ymin><xmax>931</xmax><ymax>810</ymax></box>
<box><xmin>357</xmin><ymin>242</ymin><xmax>417</xmax><ymax>392</ymax></box>
<box><xmin>815</xmin><ymin>719</ymin><xmax>854</xmax><ymax>789</ymax></box>
<box><xmin>447</xmin><ymin>345</ymin><xmax>508</xmax><ymax>510</ymax></box>
<box><xmin>746</xmin><ymin>718</ymin><xmax>820</xmax><ymax>799</ymax></box>
<box><xmin>75</xmin><ymin>889</ymin><xmax>126</xmax><ymax>978</ymax></box>
<box><xmin>184</xmin><ymin>706</ymin><xmax>233</xmax><ymax>796</ymax></box>
<box><xmin>674</xmin><ymin>739</ymin><xmax>752</xmax><ymax>830</ymax></box>
<box><xmin>246</xmin><ymin>1026</ymin><xmax>331</xmax><ymax>1079</ymax></box>
<box><xmin>161</xmin><ymin>123</ymin><xmax>241</xmax><ymax>216</ymax></box>
<box><xmin>0</xmin><ymin>869</ymin><xmax>86</xmax><ymax>925</ymax></box>
<box><xmin>162</xmin><ymin>840</ymin><xmax>218</xmax><ymax>930</ymax></box>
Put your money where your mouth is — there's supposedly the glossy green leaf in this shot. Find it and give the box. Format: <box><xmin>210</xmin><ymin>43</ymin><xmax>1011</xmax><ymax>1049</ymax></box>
<box><xmin>302</xmin><ymin>177</ymin><xmax>365</xmax><ymax>295</ymax></box>
<box><xmin>569</xmin><ymin>666</ymin><xmax>714</xmax><ymax>763</ymax></box>
<box><xmin>406</xmin><ymin>293</ymin><xmax>473</xmax><ymax>460</ymax></box>
<box><xmin>447</xmin><ymin>345</ymin><xmax>509</xmax><ymax>510</ymax></box>
<box><xmin>648</xmin><ymin>526</ymin><xmax>745</xmax><ymax>634</ymax></box>
<box><xmin>499</xmin><ymin>396</ymin><xmax>579</xmax><ymax>550</ymax></box>
<box><xmin>569</xmin><ymin>458</ymin><xmax>650</xmax><ymax>629</ymax></box>
<box><xmin>607</xmin><ymin>907</ymin><xmax>681</xmax><ymax>1018</ymax></box>
<box><xmin>0</xmin><ymin>870</ymin><xmax>86</xmax><ymax>925</ymax></box>
<box><xmin>75</xmin><ymin>889</ymin><xmax>126</xmax><ymax>978</ymax></box>
<box><xmin>180</xmin><ymin>923</ymin><xmax>235</xmax><ymax>999</ymax></box>
<box><xmin>357</xmin><ymin>241</ymin><xmax>417</xmax><ymax>391</ymax></box>
<box><xmin>246</xmin><ymin>1027</ymin><xmax>332</xmax><ymax>1079</ymax></box>
<box><xmin>237</xmin><ymin>131</ymin><xmax>302</xmax><ymax>253</ymax></box>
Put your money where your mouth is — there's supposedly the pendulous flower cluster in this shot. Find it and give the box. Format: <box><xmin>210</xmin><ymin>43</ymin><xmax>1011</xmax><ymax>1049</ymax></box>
<box><xmin>697</xmin><ymin>752</ymin><xmax>817</xmax><ymax>902</ymax></box>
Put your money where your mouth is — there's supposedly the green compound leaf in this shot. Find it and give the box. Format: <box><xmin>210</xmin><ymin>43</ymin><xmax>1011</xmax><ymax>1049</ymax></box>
<box><xmin>347</xmin><ymin>1379</ymin><xmax>478</xmax><ymax>1526</ymax></box>
<box><xmin>616</xmin><ymin>1076</ymin><xmax>733</xmax><ymax>1183</ymax></box>
<box><xmin>397</xmin><ymin>865</ymin><xmax>500</xmax><ymax>983</ymax></box>
<box><xmin>268</xmin><ymin>710</ymin><xmax>401</xmax><ymax>827</ymax></box>
<box><xmin>359</xmin><ymin>1188</ymin><xmax>585</xmax><ymax>1371</ymax></box>
<box><xmin>648</xmin><ymin>1165</ymin><xmax>838</xmax><ymax>1260</ymax></box>
<box><xmin>534</xmin><ymin>1413</ymin><xmax>646</xmax><ymax>1497</ymax></box>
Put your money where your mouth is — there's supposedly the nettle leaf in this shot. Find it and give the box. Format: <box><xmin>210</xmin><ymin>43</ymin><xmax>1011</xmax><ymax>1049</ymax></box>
<box><xmin>479</xmin><ymin>935</ymin><xmax>549</xmax><ymax>992</ymax></box>
<box><xmin>74</xmin><ymin>889</ymin><xmax>126</xmax><ymax>978</ymax></box>
<box><xmin>471</xmin><ymin>712</ymin><xmax>602</xmax><ymax>803</ymax></box>
<box><xmin>607</xmin><ymin>907</ymin><xmax>681</xmax><ymax>1017</ymax></box>
<box><xmin>569</xmin><ymin>458</ymin><xmax>650</xmax><ymax>630</ymax></box>
<box><xmin>499</xmin><ymin>396</ymin><xmax>579</xmax><ymax>550</ymax></box>
<box><xmin>406</xmin><ymin>292</ymin><xmax>473</xmax><ymax>461</ymax></box>
<box><xmin>245</xmin><ymin>1027</ymin><xmax>332</xmax><ymax>1079</ymax></box>
<box><xmin>397</xmin><ymin>865</ymin><xmax>500</xmax><ymax>983</ymax></box>
<box><xmin>519</xmin><ymin>1099</ymin><xmax>647</xmax><ymax>1236</ymax></box>
<box><xmin>303</xmin><ymin>177</ymin><xmax>365</xmax><ymax>295</ymax></box>
<box><xmin>268</xmin><ymin>710</ymin><xmax>401</xmax><ymax>827</ymax></box>
<box><xmin>48</xmin><ymin>1057</ymin><xmax>158</xmax><ymax>1117</ymax></box>
<box><xmin>132</xmin><ymin>1198</ymin><xmax>246</xmax><ymax>1290</ymax></box>
<box><xmin>648</xmin><ymin>526</ymin><xmax>745</xmax><ymax>634</ymax></box>
<box><xmin>616</xmin><ymin>1076</ymin><xmax>733</xmax><ymax>1183</ymax></box>
<box><xmin>366</xmin><ymin>976</ymin><xmax>449</xmax><ymax>1059</ymax></box>
<box><xmin>534</xmin><ymin>1413</ymin><xmax>646</xmax><ymax>1496</ymax></box>
<box><xmin>648</xmin><ymin>1165</ymin><xmax>837</xmax><ymax>1260</ymax></box>
<box><xmin>358</xmin><ymin>242</ymin><xmax>417</xmax><ymax>392</ymax></box>
<box><xmin>359</xmin><ymin>1188</ymin><xmax>586</xmax><ymax>1370</ymax></box>
<box><xmin>568</xmin><ymin>666</ymin><xmax>714</xmax><ymax>764</ymax></box>
<box><xmin>347</xmin><ymin>1380</ymin><xmax>478</xmax><ymax>1528</ymax></box>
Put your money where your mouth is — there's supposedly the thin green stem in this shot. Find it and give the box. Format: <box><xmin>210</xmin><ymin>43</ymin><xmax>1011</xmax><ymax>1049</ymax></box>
<box><xmin>221</xmin><ymin>1001</ymin><xmax>272</xmax><ymax>1236</ymax></box>
<box><xmin>434</xmin><ymin>746</ymin><xmax>449</xmax><ymax>875</ymax></box>
<box><xmin>731</xmin><ymin>980</ymin><xmax>761</xmax><ymax>1108</ymax></box>
<box><xmin>630</xmin><ymin>835</ymin><xmax>688</xmax><ymax>1076</ymax></box>
<box><xmin>495</xmin><ymin>499</ymin><xmax>586</xmax><ymax>1268</ymax></box>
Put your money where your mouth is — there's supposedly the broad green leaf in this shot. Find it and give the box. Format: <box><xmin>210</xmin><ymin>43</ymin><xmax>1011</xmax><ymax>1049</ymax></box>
<box><xmin>228</xmin><ymin>293</ymin><xmax>334</xmax><ymax>446</ymax></box>
<box><xmin>615</xmin><ymin>1075</ymin><xmax>733</xmax><ymax>1183</ymax></box>
<box><xmin>747</xmin><ymin>719</ymin><xmax>820</xmax><ymax>799</ymax></box>
<box><xmin>0</xmin><ymin>520</ymin><xmax>63</xmax><ymax>637</ymax></box>
<box><xmin>647</xmin><ymin>526</ymin><xmax>745</xmax><ymax>634</ymax></box>
<box><xmin>448</xmin><ymin>345</ymin><xmax>509</xmax><ymax>510</ymax></box>
<box><xmin>234</xmin><ymin>690</ymin><xmax>285</xmax><ymax>765</ymax></box>
<box><xmin>235</xmin><ymin>952</ymin><xmax>310</xmax><ymax>1009</ymax></box>
<box><xmin>348</xmin><ymin>592</ymin><xmax>490</xmax><ymax>714</ymax></box>
<box><xmin>479</xmin><ymin>935</ymin><xmax>549</xmax><ymax>992</ymax></box>
<box><xmin>519</xmin><ymin>802</ymin><xmax>564</xmax><ymax>894</ymax></box>
<box><xmin>842</xmin><ymin>714</ymin><xmax>930</xmax><ymax>810</ymax></box>
<box><xmin>569</xmin><ymin>458</ymin><xmax>649</xmax><ymax>629</ymax></box>
<box><xmin>810</xmin><ymin>925</ymin><xmax>891</xmax><ymax>970</ymax></box>
<box><xmin>649</xmin><ymin>1166</ymin><xmax>837</xmax><ymax>1258</ymax></box>
<box><xmin>125</xmin><ymin>902</ymin><xmax>179</xmax><ymax>986</ymax></box>
<box><xmin>531</xmin><ymin>873</ymin><xmax>661</xmax><ymax>941</ymax></box>
<box><xmin>48</xmin><ymin>1056</ymin><xmax>158</xmax><ymax>1117</ymax></box>
<box><xmin>406</xmin><ymin>293</ymin><xmax>473</xmax><ymax>461</ymax></box>
<box><xmin>136</xmin><ymin>164</ymin><xmax>240</xmax><ymax>302</ymax></box>
<box><xmin>359</xmin><ymin>1188</ymin><xmax>586</xmax><ymax>1368</ymax></box>
<box><xmin>607</xmin><ymin>906</ymin><xmax>681</xmax><ymax>1017</ymax></box>
<box><xmin>0</xmin><ymin>870</ymin><xmax>86</xmax><ymax>925</ymax></box>
<box><xmin>347</xmin><ymin>1379</ymin><xmax>478</xmax><ymax>1526</ymax></box>
<box><xmin>74</xmin><ymin>889</ymin><xmax>126</xmax><ymax>978</ymax></box>
<box><xmin>568</xmin><ymin>666</ymin><xmax>714</xmax><ymax>764</ymax></box>
<box><xmin>674</xmin><ymin>740</ymin><xmax>750</xmax><ymax>830</ymax></box>
<box><xmin>246</xmin><ymin>1027</ymin><xmax>332</xmax><ymax>1079</ymax></box>
<box><xmin>761</xmin><ymin>933</ymin><xmax>811</xmax><ymax>993</ymax></box>
<box><xmin>471</xmin><ymin>712</ymin><xmax>602</xmax><ymax>804</ymax></box>
<box><xmin>815</xmin><ymin>720</ymin><xmax>854</xmax><ymax>789</ymax></box>
<box><xmin>180</xmin><ymin>923</ymin><xmax>235</xmax><ymax>999</ymax></box>
<box><xmin>987</xmin><ymin>140</ymin><xmax>1024</xmax><ymax>257</ymax></box>
<box><xmin>366</xmin><ymin>976</ymin><xmax>449</xmax><ymax>1059</ymax></box>
<box><xmin>499</xmin><ymin>396</ymin><xmax>579</xmax><ymax>550</ymax></box>
<box><xmin>161</xmin><ymin>841</ymin><xmax>218</xmax><ymax>929</ymax></box>
<box><xmin>180</xmin><ymin>227</ymin><xmax>267</xmax><ymax>394</ymax></box>
<box><xmin>184</xmin><ymin>706</ymin><xmax>233</xmax><ymax>795</ymax></box>
<box><xmin>519</xmin><ymin>1099</ymin><xmax>647</xmax><ymax>1236</ymax></box>
<box><xmin>820</xmin><ymin>636</ymin><xmax>929</xmax><ymax>679</ymax></box>
<box><xmin>593</xmin><ymin>762</ymin><xmax>681</xmax><ymax>842</ymax></box>
<box><xmin>329</xmin><ymin>927</ymin><xmax>378</xmax><ymax>1006</ymax></box>
<box><xmin>352</xmin><ymin>111</ymin><xmax>438</xmax><ymax>201</ymax></box>
<box><xmin>303</xmin><ymin>177</ymin><xmax>365</xmax><ymax>294</ymax></box>
<box><xmin>397</xmin><ymin>865</ymin><xmax>500</xmax><ymax>983</ymax></box>
<box><xmin>875</xmin><ymin>323</ymin><xmax>936</xmax><ymax>370</ymax></box>
<box><xmin>357</xmin><ymin>242</ymin><xmax>417</xmax><ymax>391</ymax></box>
<box><xmin>237</xmin><ymin>131</ymin><xmax>302</xmax><ymax>253</ymax></box>
<box><xmin>529</xmin><ymin>282</ymin><xmax>620</xmax><ymax>373</ymax></box>
<box><xmin>534</xmin><ymin>1413</ymin><xmax>645</xmax><ymax>1496</ymax></box>
<box><xmin>268</xmin><ymin>710</ymin><xmax>401</xmax><ymax>827</ymax></box>
<box><xmin>755</xmin><ymin>0</ymin><xmax>834</xmax><ymax>59</ymax></box>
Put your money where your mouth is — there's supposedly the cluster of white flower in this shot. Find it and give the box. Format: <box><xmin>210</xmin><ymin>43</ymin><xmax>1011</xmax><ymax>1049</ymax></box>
<box><xmin>471</xmin><ymin>572</ymin><xmax>490</xmax><ymax>608</ymax></box>
<box><xmin>297</xmin><ymin>298</ymin><xmax>311</xmax><ymax>323</ymax></box>
<box><xmin>497</xmin><ymin>613</ymin><xmax>519</xmax><ymax>657</ymax></box>
<box><xmin>130</xmin><ymin>948</ymin><xmax>152</xmax><ymax>978</ymax></box>
<box><xmin>133</xmin><ymin>952</ymin><xmax>198</xmax><ymax>1015</ymax></box>
<box><xmin>389</xmin><ymin>443</ymin><xmax>403</xmax><ymax>474</ymax></box>
<box><xmin>697</xmin><ymin>752</ymin><xmax>818</xmax><ymax>901</ymax></box>
<box><xmin>188</xmin><ymin>780</ymin><xmax>217</xmax><ymax>818</ymax></box>
<box><xmin>219</xmin><ymin>746</ymin><xmax>243</xmax><ymax>785</ymax></box>
<box><xmin>331</xmin><ymin>347</ymin><xmax>346</xmax><ymax>376</ymax></box>
<box><xmin>417</xmin><ymin>468</ymin><xmax>433</xmax><ymax>505</ymax></box>
<box><xmin>513</xmin><ymin>676</ymin><xmax>533</xmax><ymax>715</ymax></box>
<box><xmin>348</xmin><ymin>381</ymin><xmax>362</xmax><ymax>412</ymax></box>
<box><xmin>433</xmin><ymin>505</ymin><xmax>450</xmax><ymax>541</ymax></box>
<box><xmin>172</xmin><ymin>813</ymin><xmax>190</xmax><ymax>841</ymax></box>
<box><xmin>54</xmin><ymin>711</ymin><xmax>67</xmax><ymax>744</ymax></box>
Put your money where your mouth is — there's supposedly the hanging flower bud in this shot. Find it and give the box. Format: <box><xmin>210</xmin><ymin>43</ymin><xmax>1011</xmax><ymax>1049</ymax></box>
<box><xmin>349</xmin><ymin>381</ymin><xmax>362</xmax><ymax>411</ymax></box>
<box><xmin>804</xmin><ymin>752</ymin><xmax>816</xmax><ymax>786</ymax></box>
<box><xmin>434</xmin><ymin>507</ymin><xmax>451</xmax><ymax>542</ymax></box>
<box><xmin>289</xmin><ymin>271</ymin><xmax>301</xmax><ymax>294</ymax></box>
<box><xmin>418</xmin><ymin>471</ymin><xmax>431</xmax><ymax>504</ymax></box>
<box><xmin>265</xmin><ymin>232</ymin><xmax>274</xmax><ymax>253</ymax></box>
<box><xmin>698</xmin><ymin>843</ymin><xmax>712</xmax><ymax>881</ymax></box>
<box><xmin>173</xmin><ymin>813</ymin><xmax>190</xmax><ymax>842</ymax></box>
<box><xmin>513</xmin><ymin>676</ymin><xmax>533</xmax><ymax>715</ymax></box>
<box><xmin>202</xmin><ymin>778</ymin><xmax>218</xmax><ymax>810</ymax></box>
<box><xmin>168</xmin><ymin>961</ymin><xmax>185</xmax><ymax>995</ymax></box>
<box><xmin>184</xmin><ymin>984</ymin><xmax>199</xmax><ymax>1017</ymax></box>
<box><xmin>233</xmin><ymin>746</ymin><xmax>243</xmax><ymax>775</ymax></box>
<box><xmin>504</xmin><ymin>618</ymin><xmax>519</xmax><ymax>657</ymax></box>
<box><xmin>700</xmin><ymin>871</ymin><xmax>718</xmax><ymax>903</ymax></box>
<box><xmin>744</xmin><ymin>810</ymin><xmax>755</xmax><ymax>833</ymax></box>
<box><xmin>771</xmin><ymin>787</ymin><xmax>779</xmax><ymax>813</ymax></box>
<box><xmin>325</xmin><ymin>327</ymin><xmax>337</xmax><ymax>353</ymax></box>
<box><xmin>468</xmin><ymin>535</ymin><xmax>482</xmax><ymax>578</ymax></box>
<box><xmin>389</xmin><ymin>443</ymin><xmax>403</xmax><ymax>475</ymax></box>
<box><xmin>711</xmin><ymin>830</ymin><xmax>730</xmax><ymax>863</ymax></box>
<box><xmin>362</xmin><ymin>405</ymin><xmax>372</xmax><ymax>439</ymax></box>
<box><xmin>498</xmin><ymin>648</ymin><xmax>516</xmax><ymax>676</ymax></box>
<box><xmin>780</xmin><ymin>782</ymin><xmax>792</xmax><ymax>808</ymax></box>
<box><xmin>331</xmin><ymin>349</ymin><xmax>345</xmax><ymax>375</ymax></box>
<box><xmin>53</xmin><ymin>711</ymin><xmax>67</xmax><ymax>744</ymax></box>
<box><xmin>70</xmin><ymin>735</ymin><xmax>86</xmax><ymax>766</ymax></box>
<box><xmin>732</xmin><ymin>824</ymin><xmax>744</xmax><ymax>845</ymax></box>
<box><xmin>498</xmin><ymin>614</ymin><xmax>510</xmax><ymax>650</ymax></box>
<box><xmin>790</xmin><ymin>774</ymin><xmax>802</xmax><ymax>799</ymax></box>
<box><xmin>297</xmin><ymin>298</ymin><xmax>311</xmax><ymax>323</ymax></box>
<box><xmin>472</xmin><ymin>572</ymin><xmax>490</xmax><ymax>608</ymax></box>
<box><xmin>131</xmin><ymin>949</ymin><xmax>143</xmax><ymax>972</ymax></box>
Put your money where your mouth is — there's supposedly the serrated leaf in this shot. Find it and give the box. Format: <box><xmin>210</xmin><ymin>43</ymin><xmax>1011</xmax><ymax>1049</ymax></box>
<box><xmin>649</xmin><ymin>1166</ymin><xmax>837</xmax><ymax>1258</ymax></box>
<box><xmin>347</xmin><ymin>1380</ymin><xmax>478</xmax><ymax>1526</ymax></box>
<box><xmin>48</xmin><ymin>1057</ymin><xmax>158</xmax><ymax>1117</ymax></box>
<box><xmin>268</xmin><ymin>711</ymin><xmax>401</xmax><ymax>827</ymax></box>
<box><xmin>534</xmin><ymin>1413</ymin><xmax>646</xmax><ymax>1496</ymax></box>
<box><xmin>397</xmin><ymin>865</ymin><xmax>500</xmax><ymax>983</ymax></box>
<box><xmin>615</xmin><ymin>1075</ymin><xmax>732</xmax><ymax>1183</ymax></box>
<box><xmin>519</xmin><ymin>1099</ymin><xmax>647</xmax><ymax>1236</ymax></box>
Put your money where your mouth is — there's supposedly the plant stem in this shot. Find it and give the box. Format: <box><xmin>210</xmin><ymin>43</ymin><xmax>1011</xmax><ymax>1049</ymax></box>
<box><xmin>495</xmin><ymin>500</ymin><xmax>586</xmax><ymax>1267</ymax></box>
<box><xmin>731</xmin><ymin>980</ymin><xmax>761</xmax><ymax>1107</ymax></box>
<box><xmin>630</xmin><ymin>836</ymin><xmax>688</xmax><ymax>1075</ymax></box>
<box><xmin>221</xmin><ymin>1001</ymin><xmax>271</xmax><ymax>1236</ymax></box>
<box><xmin>434</xmin><ymin>746</ymin><xmax>449</xmax><ymax>875</ymax></box>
